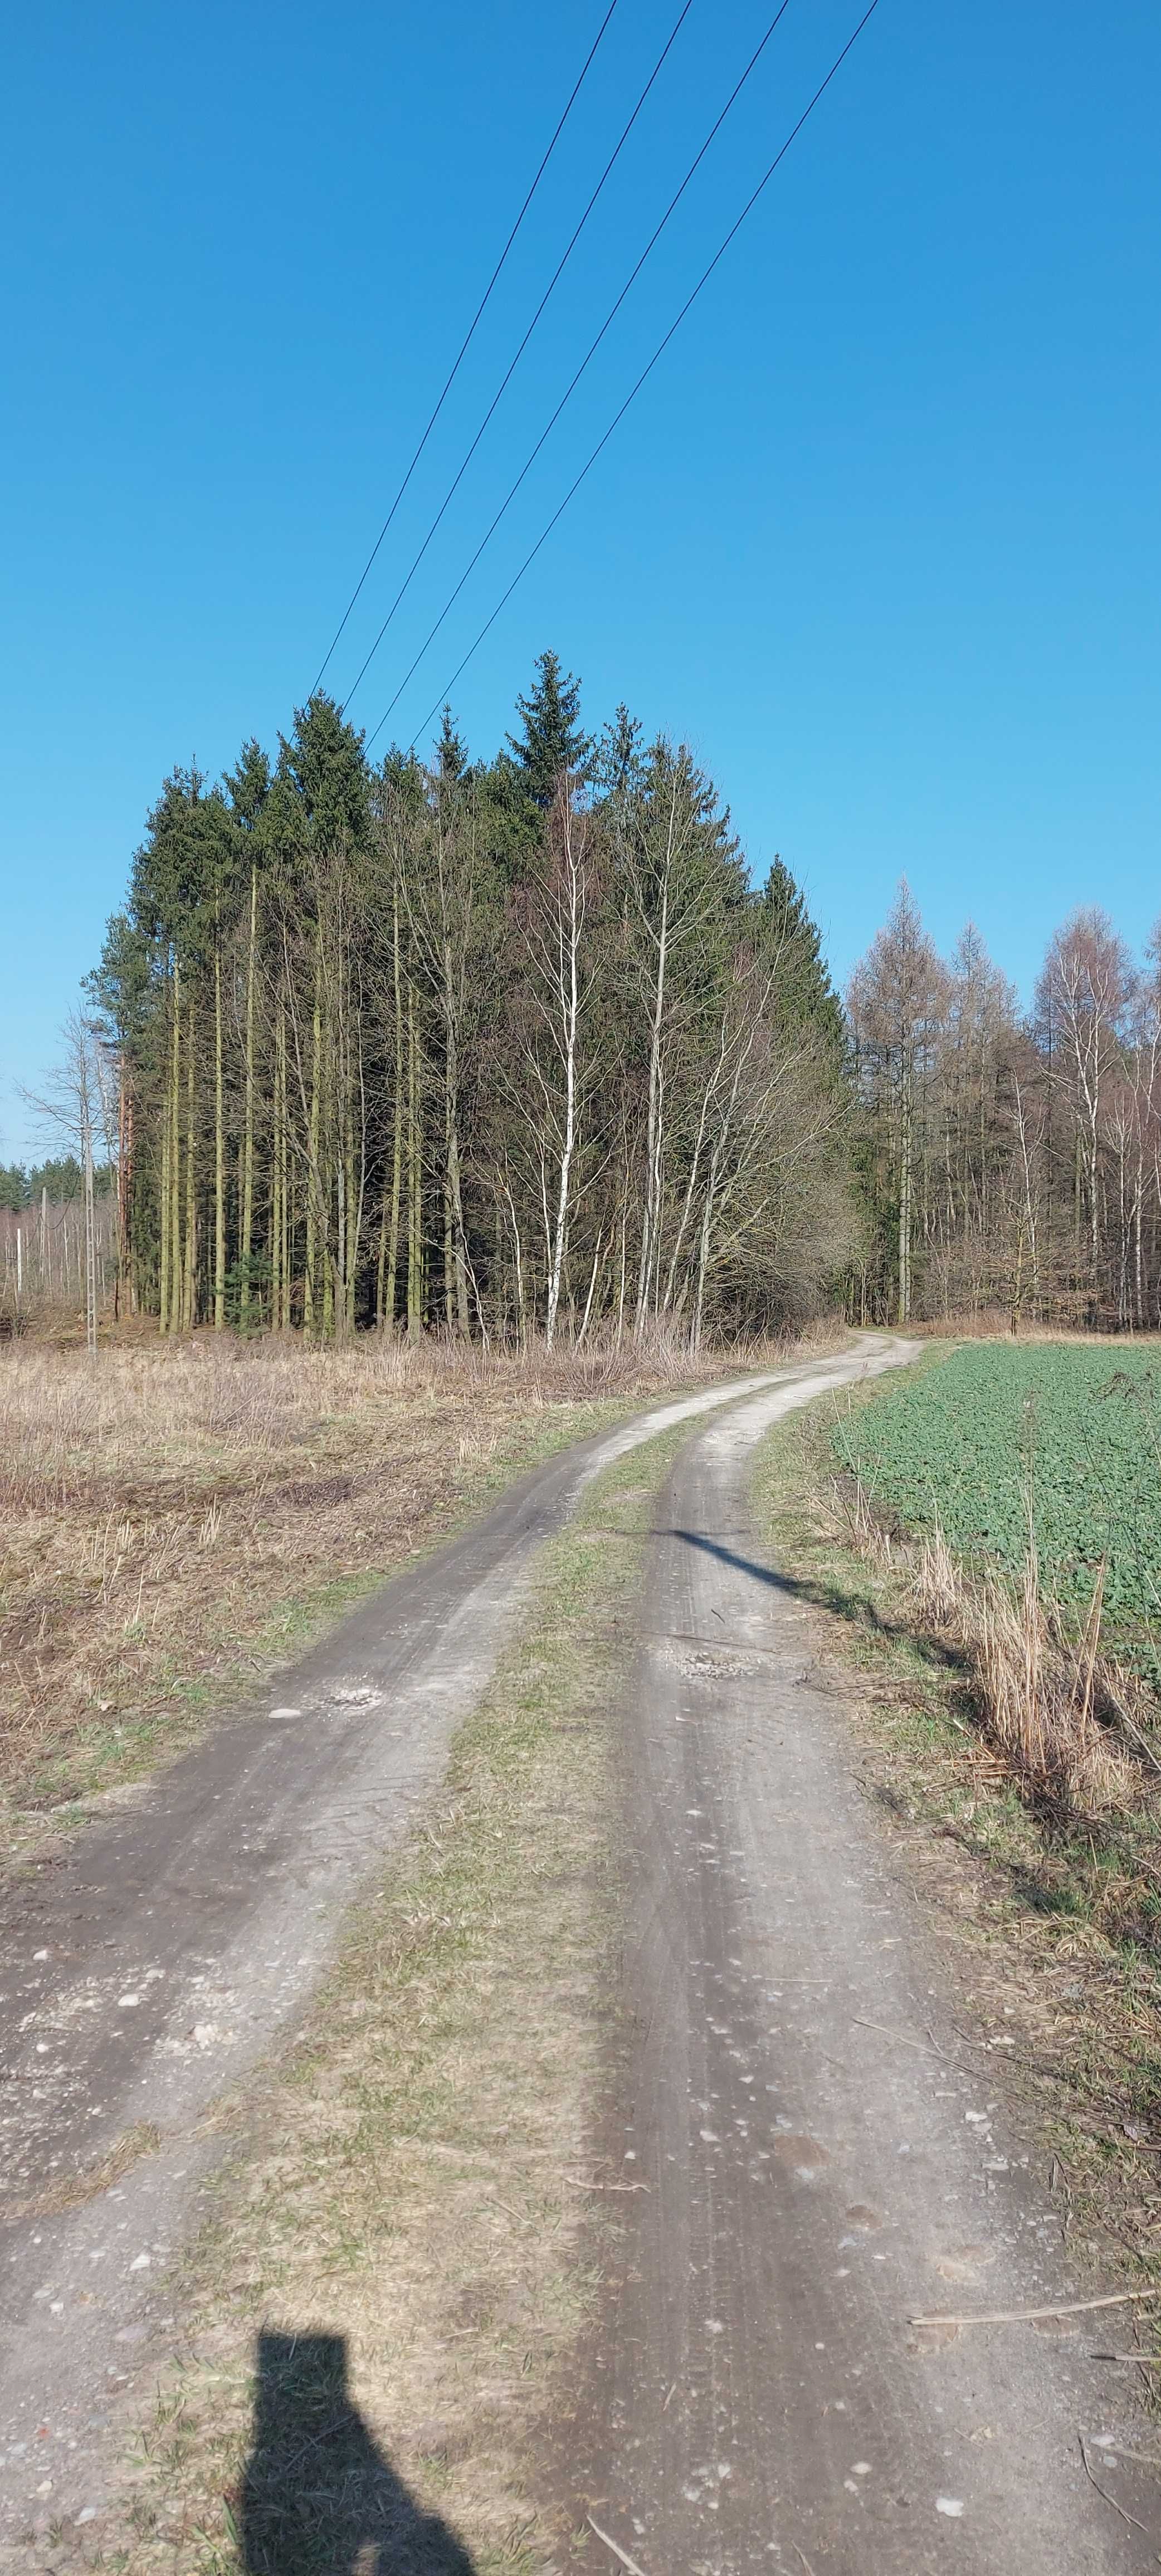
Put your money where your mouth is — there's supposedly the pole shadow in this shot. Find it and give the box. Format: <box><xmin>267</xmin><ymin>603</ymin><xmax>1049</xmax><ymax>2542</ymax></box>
<box><xmin>666</xmin><ymin>1526</ymin><xmax>790</xmax><ymax>1589</ymax></box>
<box><xmin>241</xmin><ymin>2329</ymin><xmax>477</xmax><ymax>2574</ymax></box>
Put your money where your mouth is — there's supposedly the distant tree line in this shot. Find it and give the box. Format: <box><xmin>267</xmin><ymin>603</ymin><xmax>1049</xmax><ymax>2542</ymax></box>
<box><xmin>0</xmin><ymin>1159</ymin><xmax>115</xmax><ymax>1210</ymax></box>
<box><xmin>847</xmin><ymin>882</ymin><xmax>1161</xmax><ymax>1330</ymax></box>
<box><xmin>88</xmin><ymin>653</ymin><xmax>851</xmax><ymax>1343</ymax></box>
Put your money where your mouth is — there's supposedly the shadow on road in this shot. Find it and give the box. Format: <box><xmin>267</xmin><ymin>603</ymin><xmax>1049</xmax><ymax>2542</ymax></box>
<box><xmin>241</xmin><ymin>2329</ymin><xmax>476</xmax><ymax>2574</ymax></box>
<box><xmin>666</xmin><ymin>1526</ymin><xmax>790</xmax><ymax>1589</ymax></box>
<box><xmin>667</xmin><ymin>1525</ymin><xmax>965</xmax><ymax>1671</ymax></box>
<box><xmin>667</xmin><ymin>1528</ymin><xmax>1161</xmax><ymax>1958</ymax></box>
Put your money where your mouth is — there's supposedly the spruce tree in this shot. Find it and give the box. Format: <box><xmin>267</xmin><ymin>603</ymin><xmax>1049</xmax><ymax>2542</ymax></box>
<box><xmin>757</xmin><ymin>856</ymin><xmax>845</xmax><ymax>1057</ymax></box>
<box><xmin>504</xmin><ymin>650</ymin><xmax>591</xmax><ymax>806</ymax></box>
<box><xmin>274</xmin><ymin>694</ymin><xmax>371</xmax><ymax>849</ymax></box>
<box><xmin>435</xmin><ymin>705</ymin><xmax>469</xmax><ymax>785</ymax></box>
<box><xmin>593</xmin><ymin>702</ymin><xmax>644</xmax><ymax>802</ymax></box>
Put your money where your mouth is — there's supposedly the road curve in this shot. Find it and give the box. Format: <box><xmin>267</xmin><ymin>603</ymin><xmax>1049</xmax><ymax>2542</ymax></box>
<box><xmin>568</xmin><ymin>1370</ymin><xmax>1161</xmax><ymax>2573</ymax></box>
<box><xmin>0</xmin><ymin>1338</ymin><xmax>900</xmax><ymax>2547</ymax></box>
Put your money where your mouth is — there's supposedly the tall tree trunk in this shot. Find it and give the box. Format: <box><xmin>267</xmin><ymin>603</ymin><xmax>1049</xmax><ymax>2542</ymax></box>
<box><xmin>635</xmin><ymin>877</ymin><xmax>670</xmax><ymax>1333</ymax></box>
<box><xmin>213</xmin><ymin>943</ymin><xmax>226</xmax><ymax>1331</ymax></box>
<box><xmin>544</xmin><ymin>811</ymin><xmax>585</xmax><ymax>1351</ymax></box>
<box><xmin>407</xmin><ymin>983</ymin><xmax>422</xmax><ymax>1336</ymax></box>
<box><xmin>343</xmin><ymin>1102</ymin><xmax>357</xmax><ymax>1336</ymax></box>
<box><xmin>182</xmin><ymin>999</ymin><xmax>197</xmax><ymax>1330</ymax></box>
<box><xmin>375</xmin><ymin>1185</ymin><xmax>389</xmax><ymax>1329</ymax></box>
<box><xmin>240</xmin><ymin>863</ymin><xmax>258</xmax><ymax>1329</ymax></box>
<box><xmin>442</xmin><ymin>1096</ymin><xmax>453</xmax><ymax>1333</ymax></box>
<box><xmin>320</xmin><ymin>1023</ymin><xmax>334</xmax><ymax>1341</ymax></box>
<box><xmin>270</xmin><ymin>981</ymin><xmax>284</xmax><ymax>1329</ymax></box>
<box><xmin>279</xmin><ymin>988</ymin><xmax>290</xmax><ymax>1327</ymax></box>
<box><xmin>159</xmin><ymin>985</ymin><xmax>171</xmax><ymax>1336</ymax></box>
<box><xmin>898</xmin><ymin>1043</ymin><xmax>913</xmax><ymax>1326</ymax></box>
<box><xmin>304</xmin><ymin>931</ymin><xmax>322</xmax><ymax>1335</ymax></box>
<box><xmin>384</xmin><ymin>886</ymin><xmax>404</xmax><ymax>1331</ymax></box>
<box><xmin>168</xmin><ymin>960</ymin><xmax>183</xmax><ymax>1332</ymax></box>
<box><xmin>443</xmin><ymin>1016</ymin><xmax>470</xmax><ymax>1334</ymax></box>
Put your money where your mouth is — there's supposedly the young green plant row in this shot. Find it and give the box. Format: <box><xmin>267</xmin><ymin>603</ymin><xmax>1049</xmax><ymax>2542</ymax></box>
<box><xmin>837</xmin><ymin>1343</ymin><xmax>1161</xmax><ymax>1647</ymax></box>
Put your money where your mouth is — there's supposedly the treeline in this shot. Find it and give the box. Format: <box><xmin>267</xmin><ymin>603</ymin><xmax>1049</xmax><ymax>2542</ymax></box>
<box><xmin>0</xmin><ymin>1160</ymin><xmax>116</xmax><ymax>1321</ymax></box>
<box><xmin>847</xmin><ymin>884</ymin><xmax>1161</xmax><ymax>1329</ymax></box>
<box><xmin>0</xmin><ymin>1192</ymin><xmax>119</xmax><ymax>1319</ymax></box>
<box><xmin>0</xmin><ymin>1160</ymin><xmax>115</xmax><ymax>1211</ymax></box>
<box><xmin>91</xmin><ymin>653</ymin><xmax>851</xmax><ymax>1343</ymax></box>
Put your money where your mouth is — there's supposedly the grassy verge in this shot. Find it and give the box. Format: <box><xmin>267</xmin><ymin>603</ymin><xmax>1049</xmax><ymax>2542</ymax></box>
<box><xmin>1</xmin><ymin>1331</ymin><xmax>762</xmax><ymax>1876</ymax></box>
<box><xmin>77</xmin><ymin>1424</ymin><xmax>691</xmax><ymax>2576</ymax></box>
<box><xmin>753</xmin><ymin>1393</ymin><xmax>1161</xmax><ymax>2348</ymax></box>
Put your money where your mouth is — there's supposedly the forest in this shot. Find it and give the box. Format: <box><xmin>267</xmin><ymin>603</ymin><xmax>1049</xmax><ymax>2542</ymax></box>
<box><xmin>81</xmin><ymin>654</ymin><xmax>851</xmax><ymax>1345</ymax></box>
<box><xmin>848</xmin><ymin>881</ymin><xmax>1161</xmax><ymax>1330</ymax></box>
<box><xmin>22</xmin><ymin>649</ymin><xmax>1157</xmax><ymax>1344</ymax></box>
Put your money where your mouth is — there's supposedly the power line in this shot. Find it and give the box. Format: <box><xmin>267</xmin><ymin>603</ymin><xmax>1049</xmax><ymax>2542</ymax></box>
<box><xmin>399</xmin><ymin>0</ymin><xmax>882</xmax><ymax>758</ymax></box>
<box><xmin>309</xmin><ymin>0</ymin><xmax>621</xmax><ymax>697</ymax></box>
<box><xmin>339</xmin><ymin>0</ymin><xmax>699</xmax><ymax>718</ymax></box>
<box><xmin>363</xmin><ymin>0</ymin><xmax>800</xmax><ymax>751</ymax></box>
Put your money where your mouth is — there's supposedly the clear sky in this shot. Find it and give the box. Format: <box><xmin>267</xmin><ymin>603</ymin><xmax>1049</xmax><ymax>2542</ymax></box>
<box><xmin>2</xmin><ymin>0</ymin><xmax>1158</xmax><ymax>1158</ymax></box>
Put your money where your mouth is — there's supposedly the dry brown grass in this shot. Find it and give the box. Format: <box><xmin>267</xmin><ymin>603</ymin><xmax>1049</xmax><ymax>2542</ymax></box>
<box><xmin>906</xmin><ymin>1308</ymin><xmax>1161</xmax><ymax>1345</ymax></box>
<box><xmin>836</xmin><ymin>1465</ymin><xmax>1151</xmax><ymax>1811</ymax></box>
<box><xmin>0</xmin><ymin>1324</ymin><xmax>783</xmax><ymax>1844</ymax></box>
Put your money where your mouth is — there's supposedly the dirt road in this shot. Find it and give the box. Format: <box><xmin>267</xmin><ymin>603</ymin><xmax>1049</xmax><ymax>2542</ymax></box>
<box><xmin>569</xmin><ymin>1375</ymin><xmax>1161</xmax><ymax>2573</ymax></box>
<box><xmin>8</xmin><ymin>1333</ymin><xmax>1155</xmax><ymax>2570</ymax></box>
<box><xmin>0</xmin><ymin>1345</ymin><xmax>895</xmax><ymax>2549</ymax></box>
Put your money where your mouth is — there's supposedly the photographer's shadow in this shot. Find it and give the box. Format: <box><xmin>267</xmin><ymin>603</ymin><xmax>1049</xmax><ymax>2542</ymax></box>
<box><xmin>241</xmin><ymin>2329</ymin><xmax>476</xmax><ymax>2574</ymax></box>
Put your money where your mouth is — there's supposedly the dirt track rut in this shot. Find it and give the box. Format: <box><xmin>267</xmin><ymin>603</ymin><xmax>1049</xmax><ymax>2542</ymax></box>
<box><xmin>570</xmin><ymin>1369</ymin><xmax>1161</xmax><ymax>2573</ymax></box>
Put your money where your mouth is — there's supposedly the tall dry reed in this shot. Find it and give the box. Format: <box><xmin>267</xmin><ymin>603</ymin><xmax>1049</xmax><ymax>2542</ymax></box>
<box><xmin>840</xmin><ymin>1471</ymin><xmax>1143</xmax><ymax>1809</ymax></box>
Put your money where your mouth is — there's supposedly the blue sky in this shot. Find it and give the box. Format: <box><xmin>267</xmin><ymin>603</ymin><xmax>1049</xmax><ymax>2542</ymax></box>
<box><xmin>2</xmin><ymin>0</ymin><xmax>1158</xmax><ymax>1157</ymax></box>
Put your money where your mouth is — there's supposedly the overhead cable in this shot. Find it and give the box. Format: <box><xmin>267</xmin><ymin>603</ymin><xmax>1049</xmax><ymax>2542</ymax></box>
<box><xmin>309</xmin><ymin>0</ymin><xmax>621</xmax><ymax>695</ymax></box>
<box><xmin>339</xmin><ymin>0</ymin><xmax>699</xmax><ymax>716</ymax></box>
<box><xmin>391</xmin><ymin>0</ymin><xmax>882</xmax><ymax>758</ymax></box>
<box><xmin>364</xmin><ymin>0</ymin><xmax>808</xmax><ymax>750</ymax></box>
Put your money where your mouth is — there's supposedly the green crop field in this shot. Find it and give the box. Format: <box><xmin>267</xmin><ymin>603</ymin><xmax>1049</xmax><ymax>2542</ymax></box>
<box><xmin>836</xmin><ymin>1343</ymin><xmax>1161</xmax><ymax>1647</ymax></box>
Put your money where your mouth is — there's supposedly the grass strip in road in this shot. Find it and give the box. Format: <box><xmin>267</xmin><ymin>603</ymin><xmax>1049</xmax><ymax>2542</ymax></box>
<box><xmin>75</xmin><ymin>1428</ymin><xmax>689</xmax><ymax>2576</ymax></box>
<box><xmin>753</xmin><ymin>1394</ymin><xmax>1161</xmax><ymax>2360</ymax></box>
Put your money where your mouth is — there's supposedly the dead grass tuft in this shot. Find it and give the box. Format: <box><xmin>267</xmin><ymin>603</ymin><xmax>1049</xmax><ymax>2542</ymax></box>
<box><xmin>904</xmin><ymin>1311</ymin><xmax>1161</xmax><ymax>1345</ymax></box>
<box><xmin>4</xmin><ymin>2120</ymin><xmax>162</xmax><ymax>2224</ymax></box>
<box><xmin>836</xmin><ymin>1466</ymin><xmax>1145</xmax><ymax>1812</ymax></box>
